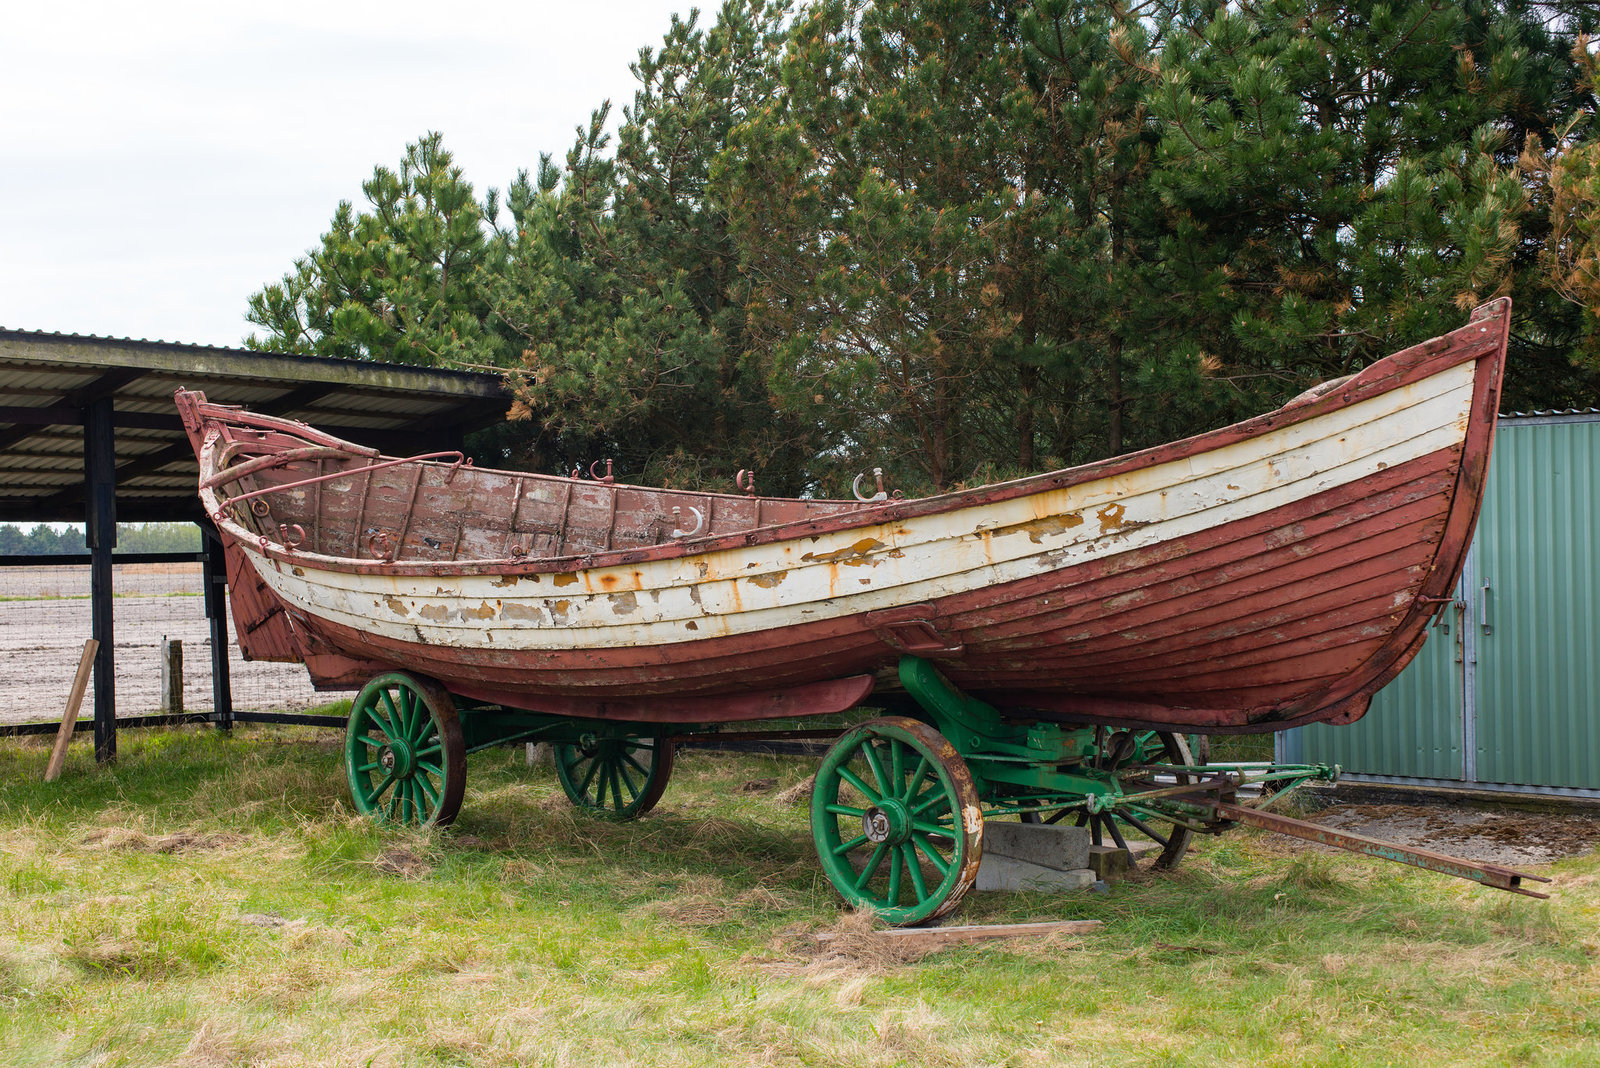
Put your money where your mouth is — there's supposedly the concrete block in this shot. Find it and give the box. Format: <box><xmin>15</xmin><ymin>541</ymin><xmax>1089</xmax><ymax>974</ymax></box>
<box><xmin>975</xmin><ymin>853</ymin><xmax>1096</xmax><ymax>893</ymax></box>
<box><xmin>1087</xmin><ymin>845</ymin><xmax>1131</xmax><ymax>883</ymax></box>
<box><xmin>981</xmin><ymin>821</ymin><xmax>1091</xmax><ymax>871</ymax></box>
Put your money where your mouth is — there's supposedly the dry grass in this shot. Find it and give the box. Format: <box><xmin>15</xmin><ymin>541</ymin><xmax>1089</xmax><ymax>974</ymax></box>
<box><xmin>0</xmin><ymin>729</ymin><xmax>1597</xmax><ymax>1067</ymax></box>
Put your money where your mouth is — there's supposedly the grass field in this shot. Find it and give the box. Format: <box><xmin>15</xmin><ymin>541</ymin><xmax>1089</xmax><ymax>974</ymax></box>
<box><xmin>1</xmin><ymin>726</ymin><xmax>1596</xmax><ymax>1067</ymax></box>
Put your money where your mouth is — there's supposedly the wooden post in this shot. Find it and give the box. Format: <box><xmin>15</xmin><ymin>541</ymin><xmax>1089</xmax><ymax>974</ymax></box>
<box><xmin>84</xmin><ymin>395</ymin><xmax>117</xmax><ymax>763</ymax></box>
<box><xmin>45</xmin><ymin>638</ymin><xmax>99</xmax><ymax>782</ymax></box>
<box><xmin>160</xmin><ymin>637</ymin><xmax>183</xmax><ymax>713</ymax></box>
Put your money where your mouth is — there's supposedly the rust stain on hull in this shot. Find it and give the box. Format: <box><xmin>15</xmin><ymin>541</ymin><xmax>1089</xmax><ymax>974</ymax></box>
<box><xmin>1096</xmin><ymin>503</ymin><xmax>1127</xmax><ymax>531</ymax></box>
<box><xmin>989</xmin><ymin>513</ymin><xmax>1086</xmax><ymax>544</ymax></box>
<box><xmin>802</xmin><ymin>538</ymin><xmax>887</xmax><ymax>566</ymax></box>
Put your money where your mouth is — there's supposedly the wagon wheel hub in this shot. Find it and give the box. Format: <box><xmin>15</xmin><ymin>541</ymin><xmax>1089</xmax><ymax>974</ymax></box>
<box><xmin>379</xmin><ymin>739</ymin><xmax>415</xmax><ymax>778</ymax></box>
<box><xmin>861</xmin><ymin>799</ymin><xmax>911</xmax><ymax>845</ymax></box>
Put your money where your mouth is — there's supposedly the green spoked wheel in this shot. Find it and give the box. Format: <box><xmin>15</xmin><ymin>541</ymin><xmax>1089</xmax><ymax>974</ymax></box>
<box><xmin>1025</xmin><ymin>729</ymin><xmax>1199</xmax><ymax>870</ymax></box>
<box><xmin>812</xmin><ymin>717</ymin><xmax>983</xmax><ymax>926</ymax></box>
<box><xmin>345</xmin><ymin>672</ymin><xmax>466</xmax><ymax>827</ymax></box>
<box><xmin>554</xmin><ymin>733</ymin><xmax>674</xmax><ymax>820</ymax></box>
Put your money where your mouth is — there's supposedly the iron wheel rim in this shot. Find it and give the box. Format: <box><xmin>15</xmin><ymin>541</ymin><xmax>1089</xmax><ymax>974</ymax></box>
<box><xmin>811</xmin><ymin>716</ymin><xmax>981</xmax><ymax>926</ymax></box>
<box><xmin>345</xmin><ymin>672</ymin><xmax>465</xmax><ymax>827</ymax></box>
<box><xmin>554</xmin><ymin>734</ymin><xmax>674</xmax><ymax>820</ymax></box>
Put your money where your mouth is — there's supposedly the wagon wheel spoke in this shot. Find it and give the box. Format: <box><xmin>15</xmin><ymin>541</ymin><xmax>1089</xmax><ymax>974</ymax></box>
<box><xmin>1115</xmin><ymin>810</ymin><xmax>1171</xmax><ymax>849</ymax></box>
<box><xmin>408</xmin><ymin>708</ymin><xmax>434</xmax><ymax>747</ymax></box>
<box><xmin>902</xmin><ymin>756</ymin><xmax>929</xmax><ymax>803</ymax></box>
<box><xmin>617</xmin><ymin>762</ymin><xmax>642</xmax><ymax>804</ymax></box>
<box><xmin>912</xmin><ymin>836</ymin><xmax>950</xmax><ymax>879</ymax></box>
<box><xmin>378</xmin><ymin>689</ymin><xmax>402</xmax><ymax>729</ymax></box>
<box><xmin>369</xmin><ymin>770</ymin><xmax>396</xmax><ymax>803</ymax></box>
<box><xmin>1103</xmin><ymin>812</ymin><xmax>1132</xmax><ymax>852</ymax></box>
<box><xmin>854</xmin><ymin>842</ymin><xmax>890</xmax><ymax>891</ymax></box>
<box><xmin>833</xmin><ymin>833</ymin><xmax>870</xmax><ymax>856</ymax></box>
<box><xmin>394</xmin><ymin>689</ymin><xmax>413</xmax><ymax>739</ymax></box>
<box><xmin>901</xmin><ymin>843</ymin><xmax>930</xmax><ymax>901</ymax></box>
<box><xmin>861</xmin><ymin>743</ymin><xmax>891</xmax><ymax>797</ymax></box>
<box><xmin>415</xmin><ymin>774</ymin><xmax>440</xmax><ymax>810</ymax></box>
<box><xmin>574</xmin><ymin>754</ymin><xmax>602</xmax><ymax>795</ymax></box>
<box><xmin>611</xmin><ymin>764</ymin><xmax>636</xmax><ymax>805</ymax></box>
<box><xmin>837</xmin><ymin>767</ymin><xmax>882</xmax><ymax>805</ymax></box>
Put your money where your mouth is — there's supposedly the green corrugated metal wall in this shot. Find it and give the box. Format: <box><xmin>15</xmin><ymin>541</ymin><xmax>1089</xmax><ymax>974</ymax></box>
<box><xmin>1474</xmin><ymin>417</ymin><xmax>1600</xmax><ymax>787</ymax></box>
<box><xmin>1283</xmin><ymin>414</ymin><xmax>1600</xmax><ymax>793</ymax></box>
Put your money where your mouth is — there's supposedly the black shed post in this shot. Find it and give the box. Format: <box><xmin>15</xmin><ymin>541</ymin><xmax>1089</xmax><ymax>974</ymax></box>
<box><xmin>83</xmin><ymin>394</ymin><xmax>117</xmax><ymax>762</ymax></box>
<box><xmin>200</xmin><ymin>521</ymin><xmax>233</xmax><ymax>730</ymax></box>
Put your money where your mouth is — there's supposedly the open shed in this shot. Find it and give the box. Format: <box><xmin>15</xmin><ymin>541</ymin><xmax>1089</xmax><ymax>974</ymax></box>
<box><xmin>0</xmin><ymin>328</ymin><xmax>507</xmax><ymax>760</ymax></box>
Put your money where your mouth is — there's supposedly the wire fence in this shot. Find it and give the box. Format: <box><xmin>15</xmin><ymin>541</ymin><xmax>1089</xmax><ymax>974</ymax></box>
<box><xmin>0</xmin><ymin>562</ymin><xmax>353</xmax><ymax>727</ymax></box>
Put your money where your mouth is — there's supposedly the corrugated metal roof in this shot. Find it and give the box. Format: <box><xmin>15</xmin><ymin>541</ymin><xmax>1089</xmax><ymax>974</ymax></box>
<box><xmin>1502</xmin><ymin>408</ymin><xmax>1600</xmax><ymax>421</ymax></box>
<box><xmin>0</xmin><ymin>328</ymin><xmax>510</xmax><ymax>524</ymax></box>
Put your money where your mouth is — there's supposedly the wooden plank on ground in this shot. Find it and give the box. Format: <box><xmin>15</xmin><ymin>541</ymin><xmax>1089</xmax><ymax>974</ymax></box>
<box><xmin>816</xmin><ymin>919</ymin><xmax>1102</xmax><ymax>948</ymax></box>
<box><xmin>44</xmin><ymin>638</ymin><xmax>98</xmax><ymax>783</ymax></box>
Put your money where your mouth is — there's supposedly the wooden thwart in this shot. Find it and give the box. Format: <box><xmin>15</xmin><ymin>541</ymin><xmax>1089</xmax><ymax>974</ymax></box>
<box><xmin>816</xmin><ymin>919</ymin><xmax>1102</xmax><ymax>948</ymax></box>
<box><xmin>44</xmin><ymin>638</ymin><xmax>98</xmax><ymax>782</ymax></box>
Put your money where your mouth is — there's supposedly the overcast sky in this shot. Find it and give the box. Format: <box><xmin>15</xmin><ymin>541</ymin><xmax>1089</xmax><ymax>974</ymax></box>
<box><xmin>1</xmin><ymin>1</ymin><xmax>692</xmax><ymax>349</ymax></box>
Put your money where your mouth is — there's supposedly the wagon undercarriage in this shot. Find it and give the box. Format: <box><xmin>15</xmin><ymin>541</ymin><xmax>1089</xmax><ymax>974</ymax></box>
<box><xmin>342</xmin><ymin>655</ymin><xmax>1548</xmax><ymax>926</ymax></box>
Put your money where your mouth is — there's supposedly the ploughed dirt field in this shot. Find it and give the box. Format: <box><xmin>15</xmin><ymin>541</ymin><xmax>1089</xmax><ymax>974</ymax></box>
<box><xmin>0</xmin><ymin>563</ymin><xmax>351</xmax><ymax>725</ymax></box>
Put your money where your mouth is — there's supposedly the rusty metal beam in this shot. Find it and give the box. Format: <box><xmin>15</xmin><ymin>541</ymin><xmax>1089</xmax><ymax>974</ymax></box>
<box><xmin>1216</xmin><ymin>802</ymin><xmax>1552</xmax><ymax>898</ymax></box>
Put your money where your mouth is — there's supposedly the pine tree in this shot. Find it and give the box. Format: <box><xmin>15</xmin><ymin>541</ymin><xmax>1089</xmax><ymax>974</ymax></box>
<box><xmin>720</xmin><ymin>0</ymin><xmax>1050</xmax><ymax>492</ymax></box>
<box><xmin>1143</xmin><ymin>0</ymin><xmax>1559</xmax><ymax>417</ymax></box>
<box><xmin>496</xmin><ymin>2</ymin><xmax>813</xmax><ymax>489</ymax></box>
<box><xmin>247</xmin><ymin>133</ymin><xmax>510</xmax><ymax>368</ymax></box>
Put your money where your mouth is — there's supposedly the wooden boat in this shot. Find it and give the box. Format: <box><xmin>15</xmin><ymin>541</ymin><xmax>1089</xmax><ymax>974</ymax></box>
<box><xmin>175</xmin><ymin>298</ymin><xmax>1509</xmax><ymax>736</ymax></box>
<box><xmin>176</xmin><ymin>300</ymin><xmax>1551</xmax><ymax>925</ymax></box>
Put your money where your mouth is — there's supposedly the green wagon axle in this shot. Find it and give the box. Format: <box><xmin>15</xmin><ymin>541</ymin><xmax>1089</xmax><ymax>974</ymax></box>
<box><xmin>341</xmin><ymin>657</ymin><xmax>1548</xmax><ymax>926</ymax></box>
